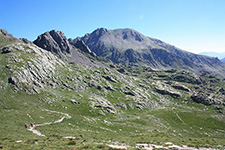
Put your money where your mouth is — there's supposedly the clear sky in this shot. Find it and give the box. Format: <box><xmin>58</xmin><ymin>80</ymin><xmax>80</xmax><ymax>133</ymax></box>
<box><xmin>1</xmin><ymin>0</ymin><xmax>225</xmax><ymax>54</ymax></box>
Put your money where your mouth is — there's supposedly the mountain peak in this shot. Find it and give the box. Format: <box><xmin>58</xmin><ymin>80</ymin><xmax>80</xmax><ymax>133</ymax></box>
<box><xmin>73</xmin><ymin>27</ymin><xmax>225</xmax><ymax>78</ymax></box>
<box><xmin>33</xmin><ymin>30</ymin><xmax>72</xmax><ymax>54</ymax></box>
<box><xmin>0</xmin><ymin>29</ymin><xmax>14</xmax><ymax>37</ymax></box>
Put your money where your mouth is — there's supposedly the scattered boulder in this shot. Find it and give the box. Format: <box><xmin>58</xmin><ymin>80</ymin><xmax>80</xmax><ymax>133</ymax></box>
<box><xmin>2</xmin><ymin>46</ymin><xmax>16</xmax><ymax>54</ymax></box>
<box><xmin>124</xmin><ymin>91</ymin><xmax>136</xmax><ymax>96</ymax></box>
<box><xmin>8</xmin><ymin>77</ymin><xmax>17</xmax><ymax>85</ymax></box>
<box><xmin>154</xmin><ymin>81</ymin><xmax>181</xmax><ymax>98</ymax></box>
<box><xmin>102</xmin><ymin>75</ymin><xmax>117</xmax><ymax>83</ymax></box>
<box><xmin>89</xmin><ymin>97</ymin><xmax>117</xmax><ymax>114</ymax></box>
<box><xmin>115</xmin><ymin>103</ymin><xmax>127</xmax><ymax>110</ymax></box>
<box><xmin>71</xmin><ymin>99</ymin><xmax>80</xmax><ymax>104</ymax></box>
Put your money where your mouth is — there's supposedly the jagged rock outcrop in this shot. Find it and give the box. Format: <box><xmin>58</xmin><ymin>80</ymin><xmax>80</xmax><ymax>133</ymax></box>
<box><xmin>69</xmin><ymin>39</ymin><xmax>96</xmax><ymax>57</ymax></box>
<box><xmin>170</xmin><ymin>70</ymin><xmax>203</xmax><ymax>85</ymax></box>
<box><xmin>191</xmin><ymin>89</ymin><xmax>225</xmax><ymax>106</ymax></box>
<box><xmin>169</xmin><ymin>82</ymin><xmax>191</xmax><ymax>92</ymax></box>
<box><xmin>33</xmin><ymin>30</ymin><xmax>72</xmax><ymax>54</ymax></box>
<box><xmin>34</xmin><ymin>30</ymin><xmax>98</xmax><ymax>67</ymax></box>
<box><xmin>154</xmin><ymin>81</ymin><xmax>182</xmax><ymax>98</ymax></box>
<box><xmin>0</xmin><ymin>29</ymin><xmax>14</xmax><ymax>37</ymax></box>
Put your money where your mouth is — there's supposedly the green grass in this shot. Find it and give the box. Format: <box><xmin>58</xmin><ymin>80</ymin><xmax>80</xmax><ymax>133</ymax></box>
<box><xmin>0</xmin><ymin>35</ymin><xmax>15</xmax><ymax>48</ymax></box>
<box><xmin>1</xmin><ymin>85</ymin><xmax>225</xmax><ymax>149</ymax></box>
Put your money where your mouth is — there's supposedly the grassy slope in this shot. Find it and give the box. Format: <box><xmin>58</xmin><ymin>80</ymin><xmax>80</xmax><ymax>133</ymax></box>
<box><xmin>1</xmin><ymin>88</ymin><xmax>224</xmax><ymax>149</ymax></box>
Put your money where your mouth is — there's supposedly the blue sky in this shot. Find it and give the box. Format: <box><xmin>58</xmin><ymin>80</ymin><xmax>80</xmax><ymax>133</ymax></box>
<box><xmin>1</xmin><ymin>0</ymin><xmax>225</xmax><ymax>53</ymax></box>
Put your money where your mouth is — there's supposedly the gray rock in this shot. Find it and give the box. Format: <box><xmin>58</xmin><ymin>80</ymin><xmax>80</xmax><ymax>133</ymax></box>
<box><xmin>70</xmin><ymin>39</ymin><xmax>96</xmax><ymax>57</ymax></box>
<box><xmin>171</xmin><ymin>71</ymin><xmax>203</xmax><ymax>85</ymax></box>
<box><xmin>71</xmin><ymin>99</ymin><xmax>80</xmax><ymax>104</ymax></box>
<box><xmin>90</xmin><ymin>97</ymin><xmax>117</xmax><ymax>114</ymax></box>
<box><xmin>167</xmin><ymin>81</ymin><xmax>191</xmax><ymax>92</ymax></box>
<box><xmin>154</xmin><ymin>81</ymin><xmax>181</xmax><ymax>98</ymax></box>
<box><xmin>102</xmin><ymin>75</ymin><xmax>117</xmax><ymax>83</ymax></box>
<box><xmin>190</xmin><ymin>93</ymin><xmax>212</xmax><ymax>106</ymax></box>
<box><xmin>2</xmin><ymin>46</ymin><xmax>16</xmax><ymax>54</ymax></box>
<box><xmin>124</xmin><ymin>91</ymin><xmax>136</xmax><ymax>96</ymax></box>
<box><xmin>115</xmin><ymin>103</ymin><xmax>127</xmax><ymax>110</ymax></box>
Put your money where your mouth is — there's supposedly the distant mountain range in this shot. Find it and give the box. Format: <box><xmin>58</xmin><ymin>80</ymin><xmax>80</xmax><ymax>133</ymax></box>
<box><xmin>199</xmin><ymin>52</ymin><xmax>225</xmax><ymax>60</ymax></box>
<box><xmin>221</xmin><ymin>57</ymin><xmax>225</xmax><ymax>62</ymax></box>
<box><xmin>69</xmin><ymin>28</ymin><xmax>225</xmax><ymax>78</ymax></box>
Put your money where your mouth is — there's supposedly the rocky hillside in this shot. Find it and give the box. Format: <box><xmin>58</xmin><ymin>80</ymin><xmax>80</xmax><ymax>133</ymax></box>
<box><xmin>70</xmin><ymin>28</ymin><xmax>225</xmax><ymax>78</ymax></box>
<box><xmin>1</xmin><ymin>29</ymin><xmax>224</xmax><ymax>110</ymax></box>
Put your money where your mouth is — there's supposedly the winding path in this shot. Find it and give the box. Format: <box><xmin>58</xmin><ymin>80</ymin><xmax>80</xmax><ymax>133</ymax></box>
<box><xmin>26</xmin><ymin>109</ymin><xmax>71</xmax><ymax>137</ymax></box>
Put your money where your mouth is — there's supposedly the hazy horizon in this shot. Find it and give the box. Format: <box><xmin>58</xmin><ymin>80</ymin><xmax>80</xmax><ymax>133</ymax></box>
<box><xmin>1</xmin><ymin>0</ymin><xmax>225</xmax><ymax>54</ymax></box>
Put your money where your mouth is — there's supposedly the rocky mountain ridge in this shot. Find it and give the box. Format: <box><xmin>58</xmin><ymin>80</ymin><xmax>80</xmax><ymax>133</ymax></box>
<box><xmin>70</xmin><ymin>28</ymin><xmax>225</xmax><ymax>78</ymax></box>
<box><xmin>33</xmin><ymin>30</ymin><xmax>98</xmax><ymax>67</ymax></box>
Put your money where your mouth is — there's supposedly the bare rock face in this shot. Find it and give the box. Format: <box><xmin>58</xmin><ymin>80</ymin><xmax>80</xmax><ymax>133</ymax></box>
<box><xmin>69</xmin><ymin>39</ymin><xmax>96</xmax><ymax>57</ymax></box>
<box><xmin>33</xmin><ymin>30</ymin><xmax>72</xmax><ymax>54</ymax></box>
<box><xmin>4</xmin><ymin>42</ymin><xmax>66</xmax><ymax>94</ymax></box>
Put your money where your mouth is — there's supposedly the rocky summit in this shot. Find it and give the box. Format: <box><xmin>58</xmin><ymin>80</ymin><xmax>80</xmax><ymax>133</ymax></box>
<box><xmin>33</xmin><ymin>30</ymin><xmax>98</xmax><ymax>67</ymax></box>
<box><xmin>0</xmin><ymin>29</ymin><xmax>225</xmax><ymax>149</ymax></box>
<box><xmin>34</xmin><ymin>30</ymin><xmax>72</xmax><ymax>54</ymax></box>
<box><xmin>70</xmin><ymin>28</ymin><xmax>225</xmax><ymax>78</ymax></box>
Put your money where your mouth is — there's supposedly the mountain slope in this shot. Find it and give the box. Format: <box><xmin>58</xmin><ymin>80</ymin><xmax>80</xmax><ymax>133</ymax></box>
<box><xmin>71</xmin><ymin>28</ymin><xmax>225</xmax><ymax>78</ymax></box>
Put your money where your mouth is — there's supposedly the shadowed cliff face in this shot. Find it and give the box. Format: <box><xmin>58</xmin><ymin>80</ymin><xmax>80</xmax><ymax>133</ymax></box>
<box><xmin>69</xmin><ymin>28</ymin><xmax>225</xmax><ymax>78</ymax></box>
